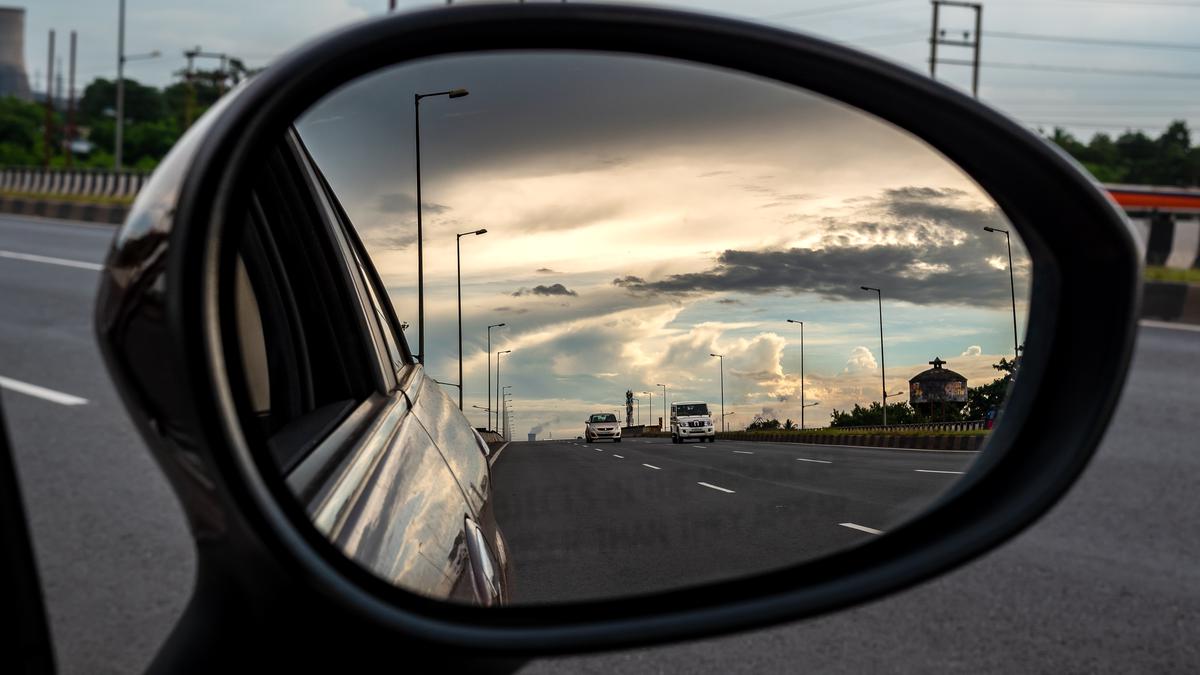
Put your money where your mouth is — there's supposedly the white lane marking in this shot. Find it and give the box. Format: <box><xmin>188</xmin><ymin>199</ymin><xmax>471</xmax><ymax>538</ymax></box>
<box><xmin>613</xmin><ymin>454</ymin><xmax>624</xmax><ymax>459</ymax></box>
<box><xmin>915</xmin><ymin>469</ymin><xmax>965</xmax><ymax>474</ymax></box>
<box><xmin>698</xmin><ymin>481</ymin><xmax>735</xmax><ymax>494</ymax></box>
<box><xmin>642</xmin><ymin>463</ymin><xmax>661</xmax><ymax>470</ymax></box>
<box><xmin>732</xmin><ymin>450</ymin><xmax>754</xmax><ymax>455</ymax></box>
<box><xmin>1140</xmin><ymin>319</ymin><xmax>1200</xmax><ymax>334</ymax></box>
<box><xmin>840</xmin><ymin>522</ymin><xmax>883</xmax><ymax>535</ymax></box>
<box><xmin>796</xmin><ymin>458</ymin><xmax>832</xmax><ymax>464</ymax></box>
<box><xmin>595</xmin><ymin>449</ymin><xmax>603</xmax><ymax>452</ymax></box>
<box><xmin>0</xmin><ymin>375</ymin><xmax>88</xmax><ymax>406</ymax></box>
<box><xmin>0</xmin><ymin>249</ymin><xmax>103</xmax><ymax>271</ymax></box>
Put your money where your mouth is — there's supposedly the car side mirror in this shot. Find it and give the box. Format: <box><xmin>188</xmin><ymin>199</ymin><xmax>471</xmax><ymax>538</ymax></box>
<box><xmin>93</xmin><ymin>3</ymin><xmax>1139</xmax><ymax>670</ymax></box>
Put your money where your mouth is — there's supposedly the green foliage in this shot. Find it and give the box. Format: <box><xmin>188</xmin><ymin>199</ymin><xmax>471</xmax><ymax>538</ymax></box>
<box><xmin>829</xmin><ymin>401</ymin><xmax>918</xmax><ymax>427</ymax></box>
<box><xmin>746</xmin><ymin>417</ymin><xmax>782</xmax><ymax>431</ymax></box>
<box><xmin>79</xmin><ymin>78</ymin><xmax>165</xmax><ymax>125</ymax></box>
<box><xmin>1048</xmin><ymin>121</ymin><xmax>1200</xmax><ymax>187</ymax></box>
<box><xmin>2</xmin><ymin>75</ymin><xmax>233</xmax><ymax>170</ymax></box>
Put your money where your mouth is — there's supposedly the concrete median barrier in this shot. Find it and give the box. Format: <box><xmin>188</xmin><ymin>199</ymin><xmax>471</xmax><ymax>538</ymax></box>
<box><xmin>717</xmin><ymin>431</ymin><xmax>984</xmax><ymax>451</ymax></box>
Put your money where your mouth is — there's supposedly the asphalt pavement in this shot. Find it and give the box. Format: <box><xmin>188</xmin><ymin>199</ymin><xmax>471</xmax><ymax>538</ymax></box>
<box><xmin>492</xmin><ymin>437</ymin><xmax>972</xmax><ymax>603</ymax></box>
<box><xmin>2</xmin><ymin>213</ymin><xmax>1198</xmax><ymax>673</ymax></box>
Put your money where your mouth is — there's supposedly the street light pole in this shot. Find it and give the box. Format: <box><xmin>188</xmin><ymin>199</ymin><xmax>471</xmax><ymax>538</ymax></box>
<box><xmin>115</xmin><ymin>0</ymin><xmax>124</xmax><ymax>169</ymax></box>
<box><xmin>502</xmin><ymin>386</ymin><xmax>512</xmax><ymax>441</ymax></box>
<box><xmin>486</xmin><ymin>323</ymin><xmax>505</xmax><ymax>432</ymax></box>
<box><xmin>656</xmin><ymin>384</ymin><xmax>667</xmax><ymax>431</ymax></box>
<box><xmin>786</xmin><ymin>319</ymin><xmax>806</xmax><ymax>430</ymax></box>
<box><xmin>496</xmin><ymin>350</ymin><xmax>511</xmax><ymax>432</ymax></box>
<box><xmin>114</xmin><ymin>1</ymin><xmax>160</xmax><ymax>170</ymax></box>
<box><xmin>709</xmin><ymin>354</ymin><xmax>725</xmax><ymax>432</ymax></box>
<box><xmin>413</xmin><ymin>87</ymin><xmax>469</xmax><ymax>365</ymax></box>
<box><xmin>455</xmin><ymin>228</ymin><xmax>487</xmax><ymax>410</ymax></box>
<box><xmin>984</xmin><ymin>226</ymin><xmax>1020</xmax><ymax>361</ymax></box>
<box><xmin>860</xmin><ymin>286</ymin><xmax>888</xmax><ymax>426</ymax></box>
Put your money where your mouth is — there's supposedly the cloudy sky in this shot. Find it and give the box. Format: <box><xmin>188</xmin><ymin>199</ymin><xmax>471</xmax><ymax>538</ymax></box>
<box><xmin>295</xmin><ymin>51</ymin><xmax>1031</xmax><ymax>439</ymax></box>
<box><xmin>21</xmin><ymin>0</ymin><xmax>1200</xmax><ymax>138</ymax></box>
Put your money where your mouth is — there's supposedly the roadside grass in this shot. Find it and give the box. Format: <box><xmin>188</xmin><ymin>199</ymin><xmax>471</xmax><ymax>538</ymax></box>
<box><xmin>1145</xmin><ymin>265</ymin><xmax>1200</xmax><ymax>284</ymax></box>
<box><xmin>0</xmin><ymin>190</ymin><xmax>134</xmax><ymax>207</ymax></box>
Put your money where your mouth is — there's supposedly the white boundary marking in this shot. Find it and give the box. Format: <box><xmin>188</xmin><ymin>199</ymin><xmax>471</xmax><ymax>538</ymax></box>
<box><xmin>796</xmin><ymin>458</ymin><xmax>832</xmax><ymax>464</ymax></box>
<box><xmin>915</xmin><ymin>469</ymin><xmax>964</xmax><ymax>474</ymax></box>
<box><xmin>732</xmin><ymin>450</ymin><xmax>754</xmax><ymax>455</ymax></box>
<box><xmin>0</xmin><ymin>375</ymin><xmax>88</xmax><ymax>406</ymax></box>
<box><xmin>840</xmin><ymin>522</ymin><xmax>883</xmax><ymax>535</ymax></box>
<box><xmin>1140</xmin><ymin>319</ymin><xmax>1200</xmax><ymax>334</ymax></box>
<box><xmin>698</xmin><ymin>481</ymin><xmax>735</xmax><ymax>494</ymax></box>
<box><xmin>642</xmin><ymin>464</ymin><xmax>661</xmax><ymax>470</ymax></box>
<box><xmin>0</xmin><ymin>249</ymin><xmax>103</xmax><ymax>271</ymax></box>
<box><xmin>487</xmin><ymin>441</ymin><xmax>511</xmax><ymax>466</ymax></box>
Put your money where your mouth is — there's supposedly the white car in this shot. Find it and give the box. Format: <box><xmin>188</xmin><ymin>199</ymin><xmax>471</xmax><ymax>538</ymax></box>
<box><xmin>671</xmin><ymin>401</ymin><xmax>715</xmax><ymax>443</ymax></box>
<box><xmin>584</xmin><ymin>413</ymin><xmax>622</xmax><ymax>443</ymax></box>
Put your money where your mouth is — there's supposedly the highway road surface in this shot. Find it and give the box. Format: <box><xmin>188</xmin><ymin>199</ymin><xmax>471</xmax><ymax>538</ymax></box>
<box><xmin>492</xmin><ymin>437</ymin><xmax>972</xmax><ymax>603</ymax></box>
<box><xmin>2</xmin><ymin>213</ymin><xmax>1198</xmax><ymax>673</ymax></box>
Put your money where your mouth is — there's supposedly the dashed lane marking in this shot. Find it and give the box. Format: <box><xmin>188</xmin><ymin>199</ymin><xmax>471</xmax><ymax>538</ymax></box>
<box><xmin>840</xmin><ymin>522</ymin><xmax>883</xmax><ymax>535</ymax></box>
<box><xmin>698</xmin><ymin>482</ymin><xmax>735</xmax><ymax>494</ymax></box>
<box><xmin>0</xmin><ymin>249</ymin><xmax>103</xmax><ymax>271</ymax></box>
<box><xmin>0</xmin><ymin>375</ymin><xmax>89</xmax><ymax>406</ymax></box>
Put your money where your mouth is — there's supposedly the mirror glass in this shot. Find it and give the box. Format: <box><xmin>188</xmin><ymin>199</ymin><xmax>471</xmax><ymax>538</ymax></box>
<box><xmin>227</xmin><ymin>51</ymin><xmax>1032</xmax><ymax>606</ymax></box>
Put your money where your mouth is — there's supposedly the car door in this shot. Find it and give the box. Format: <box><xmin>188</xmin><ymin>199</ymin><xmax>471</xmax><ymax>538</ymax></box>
<box><xmin>231</xmin><ymin>129</ymin><xmax>501</xmax><ymax>605</ymax></box>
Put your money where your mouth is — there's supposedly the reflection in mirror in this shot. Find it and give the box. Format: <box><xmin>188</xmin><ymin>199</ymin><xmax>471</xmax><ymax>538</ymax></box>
<box><xmin>226</xmin><ymin>51</ymin><xmax>1032</xmax><ymax>607</ymax></box>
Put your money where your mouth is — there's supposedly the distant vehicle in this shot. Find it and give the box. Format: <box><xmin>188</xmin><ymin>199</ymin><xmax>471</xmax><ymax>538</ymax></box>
<box><xmin>671</xmin><ymin>401</ymin><xmax>715</xmax><ymax>443</ymax></box>
<box><xmin>584</xmin><ymin>413</ymin><xmax>622</xmax><ymax>443</ymax></box>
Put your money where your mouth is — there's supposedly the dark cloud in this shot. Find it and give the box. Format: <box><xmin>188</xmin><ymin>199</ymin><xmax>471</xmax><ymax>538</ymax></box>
<box><xmin>612</xmin><ymin>275</ymin><xmax>647</xmax><ymax>288</ymax></box>
<box><xmin>716</xmin><ymin>298</ymin><xmax>741</xmax><ymax>304</ymax></box>
<box><xmin>611</xmin><ymin>187</ymin><xmax>1019</xmax><ymax>308</ymax></box>
<box><xmin>513</xmin><ymin>283</ymin><xmax>578</xmax><ymax>297</ymax></box>
<box><xmin>377</xmin><ymin>192</ymin><xmax>449</xmax><ymax>215</ymax></box>
<box><xmin>493</xmin><ymin>306</ymin><xmax>530</xmax><ymax>315</ymax></box>
<box><xmin>536</xmin><ymin>268</ymin><xmax>557</xmax><ymax>274</ymax></box>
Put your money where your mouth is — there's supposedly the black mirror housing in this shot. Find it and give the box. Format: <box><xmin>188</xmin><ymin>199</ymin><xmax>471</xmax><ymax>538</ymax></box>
<box><xmin>93</xmin><ymin>3</ymin><xmax>1140</xmax><ymax>669</ymax></box>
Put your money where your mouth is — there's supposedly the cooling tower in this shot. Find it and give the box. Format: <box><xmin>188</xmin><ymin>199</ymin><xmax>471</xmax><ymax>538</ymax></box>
<box><xmin>0</xmin><ymin>7</ymin><xmax>32</xmax><ymax>100</ymax></box>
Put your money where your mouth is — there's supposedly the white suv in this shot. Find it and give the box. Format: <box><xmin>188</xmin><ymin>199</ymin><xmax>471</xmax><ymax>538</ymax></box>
<box><xmin>584</xmin><ymin>413</ymin><xmax>622</xmax><ymax>443</ymax></box>
<box><xmin>671</xmin><ymin>402</ymin><xmax>715</xmax><ymax>443</ymax></box>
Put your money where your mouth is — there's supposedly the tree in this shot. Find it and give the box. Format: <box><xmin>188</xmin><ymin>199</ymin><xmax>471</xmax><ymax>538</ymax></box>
<box><xmin>829</xmin><ymin>402</ymin><xmax>917</xmax><ymax>427</ymax></box>
<box><xmin>79</xmin><ymin>78</ymin><xmax>165</xmax><ymax>126</ymax></box>
<box><xmin>0</xmin><ymin>96</ymin><xmax>45</xmax><ymax>165</ymax></box>
<box><xmin>1047</xmin><ymin>120</ymin><xmax>1198</xmax><ymax>188</ymax></box>
<box><xmin>783</xmin><ymin>418</ymin><xmax>795</xmax><ymax>430</ymax></box>
<box><xmin>746</xmin><ymin>416</ymin><xmax>782</xmax><ymax>431</ymax></box>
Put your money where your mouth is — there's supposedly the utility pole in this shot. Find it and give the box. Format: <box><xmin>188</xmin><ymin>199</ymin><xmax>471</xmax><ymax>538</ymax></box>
<box><xmin>929</xmin><ymin>1</ymin><xmax>983</xmax><ymax>97</ymax></box>
<box><xmin>66</xmin><ymin>31</ymin><xmax>76</xmax><ymax>167</ymax></box>
<box><xmin>43</xmin><ymin>30</ymin><xmax>54</xmax><ymax>168</ymax></box>
<box><xmin>115</xmin><ymin>0</ymin><xmax>124</xmax><ymax>168</ymax></box>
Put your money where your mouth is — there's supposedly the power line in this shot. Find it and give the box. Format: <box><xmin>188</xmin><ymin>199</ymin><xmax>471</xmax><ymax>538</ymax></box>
<box><xmin>1023</xmin><ymin>120</ymin><xmax>1187</xmax><ymax>129</ymax></box>
<box><xmin>985</xmin><ymin>30</ymin><xmax>1200</xmax><ymax>51</ymax></box>
<box><xmin>938</xmin><ymin>59</ymin><xmax>1200</xmax><ymax>80</ymax></box>
<box><xmin>767</xmin><ymin>0</ymin><xmax>906</xmax><ymax>21</ymax></box>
